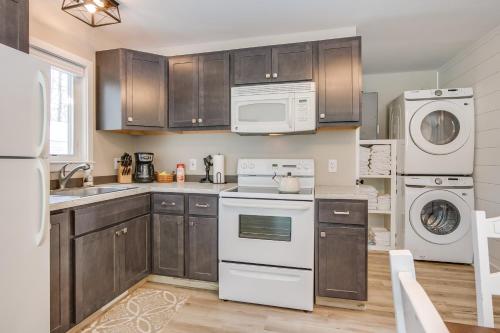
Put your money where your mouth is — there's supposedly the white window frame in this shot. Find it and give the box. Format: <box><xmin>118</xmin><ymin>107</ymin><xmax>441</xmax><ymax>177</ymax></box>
<box><xmin>29</xmin><ymin>38</ymin><xmax>94</xmax><ymax>172</ymax></box>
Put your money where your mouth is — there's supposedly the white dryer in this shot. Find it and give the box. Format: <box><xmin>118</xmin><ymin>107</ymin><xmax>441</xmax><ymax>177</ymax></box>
<box><xmin>397</xmin><ymin>176</ymin><xmax>474</xmax><ymax>264</ymax></box>
<box><xmin>389</xmin><ymin>88</ymin><xmax>474</xmax><ymax>175</ymax></box>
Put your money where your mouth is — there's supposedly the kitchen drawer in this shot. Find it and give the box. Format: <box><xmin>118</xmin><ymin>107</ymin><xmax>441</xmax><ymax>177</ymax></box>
<box><xmin>317</xmin><ymin>200</ymin><xmax>367</xmax><ymax>226</ymax></box>
<box><xmin>152</xmin><ymin>193</ymin><xmax>185</xmax><ymax>214</ymax></box>
<box><xmin>74</xmin><ymin>194</ymin><xmax>150</xmax><ymax>236</ymax></box>
<box><xmin>188</xmin><ymin>195</ymin><xmax>218</xmax><ymax>216</ymax></box>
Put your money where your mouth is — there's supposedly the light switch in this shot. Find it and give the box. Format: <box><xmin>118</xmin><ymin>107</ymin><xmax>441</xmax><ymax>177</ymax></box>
<box><xmin>189</xmin><ymin>158</ymin><xmax>197</xmax><ymax>171</ymax></box>
<box><xmin>328</xmin><ymin>159</ymin><xmax>338</xmax><ymax>173</ymax></box>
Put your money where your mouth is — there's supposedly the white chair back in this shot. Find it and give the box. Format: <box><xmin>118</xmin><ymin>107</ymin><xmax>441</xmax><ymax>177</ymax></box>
<box><xmin>472</xmin><ymin>210</ymin><xmax>500</xmax><ymax>327</ymax></box>
<box><xmin>390</xmin><ymin>250</ymin><xmax>449</xmax><ymax>333</ymax></box>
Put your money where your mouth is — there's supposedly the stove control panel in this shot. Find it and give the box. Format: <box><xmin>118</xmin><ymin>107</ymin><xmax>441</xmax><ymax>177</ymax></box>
<box><xmin>238</xmin><ymin>159</ymin><xmax>314</xmax><ymax>176</ymax></box>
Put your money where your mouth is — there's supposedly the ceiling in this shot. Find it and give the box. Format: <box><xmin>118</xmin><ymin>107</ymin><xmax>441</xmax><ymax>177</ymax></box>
<box><xmin>33</xmin><ymin>0</ymin><xmax>500</xmax><ymax>73</ymax></box>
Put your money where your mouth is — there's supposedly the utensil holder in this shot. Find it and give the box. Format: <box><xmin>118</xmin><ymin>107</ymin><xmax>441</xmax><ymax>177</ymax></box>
<box><xmin>117</xmin><ymin>166</ymin><xmax>132</xmax><ymax>184</ymax></box>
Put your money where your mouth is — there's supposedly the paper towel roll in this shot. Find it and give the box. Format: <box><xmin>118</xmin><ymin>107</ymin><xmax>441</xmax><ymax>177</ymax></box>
<box><xmin>213</xmin><ymin>154</ymin><xmax>225</xmax><ymax>184</ymax></box>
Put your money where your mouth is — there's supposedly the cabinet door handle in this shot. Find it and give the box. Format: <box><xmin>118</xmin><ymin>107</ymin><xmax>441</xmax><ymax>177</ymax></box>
<box><xmin>161</xmin><ymin>201</ymin><xmax>176</xmax><ymax>206</ymax></box>
<box><xmin>127</xmin><ymin>117</ymin><xmax>133</xmax><ymax>122</ymax></box>
<box><xmin>319</xmin><ymin>113</ymin><xmax>326</xmax><ymax>119</ymax></box>
<box><xmin>115</xmin><ymin>230</ymin><xmax>122</xmax><ymax>237</ymax></box>
<box><xmin>191</xmin><ymin>118</ymin><xmax>197</xmax><ymax>124</ymax></box>
<box><xmin>320</xmin><ymin>232</ymin><xmax>326</xmax><ymax>238</ymax></box>
<box><xmin>189</xmin><ymin>221</ymin><xmax>195</xmax><ymax>227</ymax></box>
<box><xmin>195</xmin><ymin>203</ymin><xmax>209</xmax><ymax>208</ymax></box>
<box><xmin>265</xmin><ymin>73</ymin><xmax>271</xmax><ymax>79</ymax></box>
<box><xmin>272</xmin><ymin>73</ymin><xmax>278</xmax><ymax>78</ymax></box>
<box><xmin>198</xmin><ymin>118</ymin><xmax>203</xmax><ymax>124</ymax></box>
<box><xmin>333</xmin><ymin>210</ymin><xmax>350</xmax><ymax>215</ymax></box>
<box><xmin>123</xmin><ymin>227</ymin><xmax>128</xmax><ymax>234</ymax></box>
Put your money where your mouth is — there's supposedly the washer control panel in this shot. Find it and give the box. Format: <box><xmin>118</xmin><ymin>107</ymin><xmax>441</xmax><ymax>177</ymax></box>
<box><xmin>405</xmin><ymin>176</ymin><xmax>473</xmax><ymax>187</ymax></box>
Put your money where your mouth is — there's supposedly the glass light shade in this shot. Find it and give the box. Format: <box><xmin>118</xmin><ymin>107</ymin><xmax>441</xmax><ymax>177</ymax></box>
<box><xmin>61</xmin><ymin>0</ymin><xmax>121</xmax><ymax>27</ymax></box>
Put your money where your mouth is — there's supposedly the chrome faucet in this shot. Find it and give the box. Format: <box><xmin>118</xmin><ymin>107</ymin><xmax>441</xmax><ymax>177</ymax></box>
<box><xmin>58</xmin><ymin>163</ymin><xmax>91</xmax><ymax>190</ymax></box>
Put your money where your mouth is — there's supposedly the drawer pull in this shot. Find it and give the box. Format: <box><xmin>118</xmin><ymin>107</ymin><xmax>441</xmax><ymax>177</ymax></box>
<box><xmin>320</xmin><ymin>232</ymin><xmax>326</xmax><ymax>238</ymax></box>
<box><xmin>161</xmin><ymin>201</ymin><xmax>176</xmax><ymax>206</ymax></box>
<box><xmin>195</xmin><ymin>203</ymin><xmax>210</xmax><ymax>208</ymax></box>
<box><xmin>333</xmin><ymin>210</ymin><xmax>350</xmax><ymax>215</ymax></box>
<box><xmin>123</xmin><ymin>227</ymin><xmax>128</xmax><ymax>235</ymax></box>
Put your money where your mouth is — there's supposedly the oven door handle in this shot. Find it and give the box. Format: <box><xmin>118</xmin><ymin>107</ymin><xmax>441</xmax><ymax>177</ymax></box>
<box><xmin>221</xmin><ymin>201</ymin><xmax>311</xmax><ymax>211</ymax></box>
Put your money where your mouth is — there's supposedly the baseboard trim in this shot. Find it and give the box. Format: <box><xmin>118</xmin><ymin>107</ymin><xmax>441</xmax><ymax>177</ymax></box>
<box><xmin>148</xmin><ymin>274</ymin><xmax>219</xmax><ymax>291</ymax></box>
<box><xmin>315</xmin><ymin>296</ymin><xmax>367</xmax><ymax>311</ymax></box>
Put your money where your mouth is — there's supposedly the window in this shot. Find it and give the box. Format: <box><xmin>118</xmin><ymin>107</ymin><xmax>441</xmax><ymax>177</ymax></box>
<box><xmin>50</xmin><ymin>67</ymin><xmax>76</xmax><ymax>155</ymax></box>
<box><xmin>30</xmin><ymin>40</ymin><xmax>92</xmax><ymax>168</ymax></box>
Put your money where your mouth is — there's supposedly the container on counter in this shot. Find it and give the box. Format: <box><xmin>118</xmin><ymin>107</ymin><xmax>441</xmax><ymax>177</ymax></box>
<box><xmin>176</xmin><ymin>163</ymin><xmax>185</xmax><ymax>183</ymax></box>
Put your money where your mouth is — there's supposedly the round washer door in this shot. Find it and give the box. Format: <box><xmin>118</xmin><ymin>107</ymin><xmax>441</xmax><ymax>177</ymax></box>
<box><xmin>409</xmin><ymin>189</ymin><xmax>470</xmax><ymax>245</ymax></box>
<box><xmin>410</xmin><ymin>100</ymin><xmax>471</xmax><ymax>155</ymax></box>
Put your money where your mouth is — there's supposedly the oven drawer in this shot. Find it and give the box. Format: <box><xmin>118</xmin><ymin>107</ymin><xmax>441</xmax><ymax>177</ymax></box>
<box><xmin>219</xmin><ymin>262</ymin><xmax>313</xmax><ymax>311</ymax></box>
<box><xmin>188</xmin><ymin>195</ymin><xmax>217</xmax><ymax>216</ymax></box>
<box><xmin>317</xmin><ymin>200</ymin><xmax>367</xmax><ymax>226</ymax></box>
<box><xmin>153</xmin><ymin>193</ymin><xmax>184</xmax><ymax>214</ymax></box>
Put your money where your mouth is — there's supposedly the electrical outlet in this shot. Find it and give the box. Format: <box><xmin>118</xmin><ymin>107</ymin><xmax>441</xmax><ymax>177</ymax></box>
<box><xmin>113</xmin><ymin>157</ymin><xmax>121</xmax><ymax>170</ymax></box>
<box><xmin>328</xmin><ymin>159</ymin><xmax>338</xmax><ymax>173</ymax></box>
<box><xmin>189</xmin><ymin>158</ymin><xmax>197</xmax><ymax>171</ymax></box>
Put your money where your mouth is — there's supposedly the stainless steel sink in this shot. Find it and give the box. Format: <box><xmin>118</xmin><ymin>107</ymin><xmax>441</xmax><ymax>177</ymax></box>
<box><xmin>51</xmin><ymin>186</ymin><xmax>136</xmax><ymax>198</ymax></box>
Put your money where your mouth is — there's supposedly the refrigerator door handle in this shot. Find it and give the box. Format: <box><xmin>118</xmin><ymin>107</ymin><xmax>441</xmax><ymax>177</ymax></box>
<box><xmin>36</xmin><ymin>71</ymin><xmax>48</xmax><ymax>157</ymax></box>
<box><xmin>35</xmin><ymin>160</ymin><xmax>48</xmax><ymax>247</ymax></box>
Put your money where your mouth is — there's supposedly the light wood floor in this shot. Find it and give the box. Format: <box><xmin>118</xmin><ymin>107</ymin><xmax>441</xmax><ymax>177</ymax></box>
<box><xmin>91</xmin><ymin>252</ymin><xmax>500</xmax><ymax>332</ymax></box>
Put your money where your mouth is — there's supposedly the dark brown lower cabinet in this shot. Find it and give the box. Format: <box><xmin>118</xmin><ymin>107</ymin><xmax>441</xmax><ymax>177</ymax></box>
<box><xmin>152</xmin><ymin>214</ymin><xmax>185</xmax><ymax>277</ymax></box>
<box><xmin>317</xmin><ymin>225</ymin><xmax>367</xmax><ymax>301</ymax></box>
<box><xmin>74</xmin><ymin>214</ymin><xmax>151</xmax><ymax>324</ymax></box>
<box><xmin>50</xmin><ymin>211</ymin><xmax>71</xmax><ymax>333</ymax></box>
<box><xmin>75</xmin><ymin>224</ymin><xmax>121</xmax><ymax>323</ymax></box>
<box><xmin>120</xmin><ymin>214</ymin><xmax>151</xmax><ymax>290</ymax></box>
<box><xmin>188</xmin><ymin>216</ymin><xmax>218</xmax><ymax>282</ymax></box>
<box><xmin>152</xmin><ymin>194</ymin><xmax>219</xmax><ymax>282</ymax></box>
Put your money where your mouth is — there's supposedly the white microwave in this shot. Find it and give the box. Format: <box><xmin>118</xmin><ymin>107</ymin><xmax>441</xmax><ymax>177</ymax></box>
<box><xmin>231</xmin><ymin>82</ymin><xmax>316</xmax><ymax>135</ymax></box>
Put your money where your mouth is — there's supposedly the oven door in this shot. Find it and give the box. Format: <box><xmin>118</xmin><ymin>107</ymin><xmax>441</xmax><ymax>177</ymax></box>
<box><xmin>231</xmin><ymin>93</ymin><xmax>294</xmax><ymax>133</ymax></box>
<box><xmin>219</xmin><ymin>197</ymin><xmax>314</xmax><ymax>269</ymax></box>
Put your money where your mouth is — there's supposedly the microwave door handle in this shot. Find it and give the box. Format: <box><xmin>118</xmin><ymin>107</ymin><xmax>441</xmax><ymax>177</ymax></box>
<box><xmin>288</xmin><ymin>97</ymin><xmax>295</xmax><ymax>131</ymax></box>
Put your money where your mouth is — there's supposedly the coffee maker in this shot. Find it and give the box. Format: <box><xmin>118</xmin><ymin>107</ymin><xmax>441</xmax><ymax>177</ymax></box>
<box><xmin>134</xmin><ymin>152</ymin><xmax>155</xmax><ymax>183</ymax></box>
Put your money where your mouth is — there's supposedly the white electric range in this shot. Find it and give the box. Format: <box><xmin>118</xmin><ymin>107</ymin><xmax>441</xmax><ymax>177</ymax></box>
<box><xmin>218</xmin><ymin>159</ymin><xmax>315</xmax><ymax>311</ymax></box>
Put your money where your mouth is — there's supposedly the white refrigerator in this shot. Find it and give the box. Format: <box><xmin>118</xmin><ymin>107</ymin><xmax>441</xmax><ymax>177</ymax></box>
<box><xmin>0</xmin><ymin>43</ymin><xmax>51</xmax><ymax>332</ymax></box>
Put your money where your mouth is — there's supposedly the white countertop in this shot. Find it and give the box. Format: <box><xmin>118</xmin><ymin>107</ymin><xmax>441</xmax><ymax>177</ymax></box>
<box><xmin>50</xmin><ymin>182</ymin><xmax>237</xmax><ymax>211</ymax></box>
<box><xmin>50</xmin><ymin>182</ymin><xmax>369</xmax><ymax>211</ymax></box>
<box><xmin>314</xmin><ymin>185</ymin><xmax>369</xmax><ymax>200</ymax></box>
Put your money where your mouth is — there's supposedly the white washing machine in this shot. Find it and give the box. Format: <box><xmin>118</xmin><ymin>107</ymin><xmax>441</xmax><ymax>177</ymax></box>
<box><xmin>389</xmin><ymin>88</ymin><xmax>474</xmax><ymax>175</ymax></box>
<box><xmin>397</xmin><ymin>176</ymin><xmax>474</xmax><ymax>264</ymax></box>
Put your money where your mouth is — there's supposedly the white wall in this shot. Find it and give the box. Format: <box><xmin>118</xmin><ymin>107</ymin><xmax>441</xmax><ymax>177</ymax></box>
<box><xmin>30</xmin><ymin>0</ymin><xmax>135</xmax><ymax>176</ymax></box>
<box><xmin>439</xmin><ymin>25</ymin><xmax>500</xmax><ymax>269</ymax></box>
<box><xmin>363</xmin><ymin>70</ymin><xmax>438</xmax><ymax>138</ymax></box>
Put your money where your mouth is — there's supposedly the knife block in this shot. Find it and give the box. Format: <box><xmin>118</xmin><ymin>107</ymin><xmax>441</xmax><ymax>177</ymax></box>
<box><xmin>117</xmin><ymin>166</ymin><xmax>132</xmax><ymax>184</ymax></box>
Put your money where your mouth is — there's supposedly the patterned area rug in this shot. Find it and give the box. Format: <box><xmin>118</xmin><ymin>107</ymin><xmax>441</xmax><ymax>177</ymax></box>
<box><xmin>81</xmin><ymin>287</ymin><xmax>188</xmax><ymax>333</ymax></box>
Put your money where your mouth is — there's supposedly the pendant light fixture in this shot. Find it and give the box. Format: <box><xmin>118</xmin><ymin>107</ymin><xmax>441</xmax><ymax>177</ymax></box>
<box><xmin>62</xmin><ymin>0</ymin><xmax>121</xmax><ymax>27</ymax></box>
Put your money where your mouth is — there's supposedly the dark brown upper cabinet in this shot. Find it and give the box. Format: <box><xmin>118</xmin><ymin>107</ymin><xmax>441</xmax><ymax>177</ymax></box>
<box><xmin>0</xmin><ymin>0</ymin><xmax>29</xmax><ymax>53</ymax></box>
<box><xmin>232</xmin><ymin>47</ymin><xmax>272</xmax><ymax>85</ymax></box>
<box><xmin>231</xmin><ymin>43</ymin><xmax>313</xmax><ymax>85</ymax></box>
<box><xmin>317</xmin><ymin>37</ymin><xmax>362</xmax><ymax>126</ymax></box>
<box><xmin>168</xmin><ymin>51</ymin><xmax>230</xmax><ymax>129</ymax></box>
<box><xmin>96</xmin><ymin>49</ymin><xmax>167</xmax><ymax>131</ymax></box>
